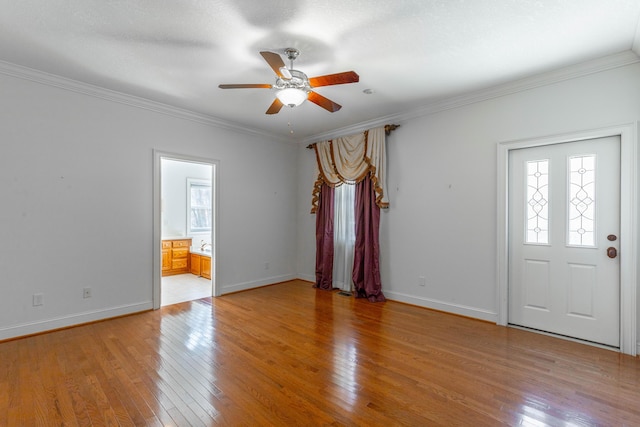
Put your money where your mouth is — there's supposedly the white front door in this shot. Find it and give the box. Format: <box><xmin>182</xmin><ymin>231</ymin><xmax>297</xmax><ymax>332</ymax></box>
<box><xmin>508</xmin><ymin>136</ymin><xmax>620</xmax><ymax>347</ymax></box>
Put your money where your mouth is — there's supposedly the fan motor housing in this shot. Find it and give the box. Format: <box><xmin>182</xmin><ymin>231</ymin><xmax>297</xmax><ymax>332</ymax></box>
<box><xmin>274</xmin><ymin>70</ymin><xmax>311</xmax><ymax>92</ymax></box>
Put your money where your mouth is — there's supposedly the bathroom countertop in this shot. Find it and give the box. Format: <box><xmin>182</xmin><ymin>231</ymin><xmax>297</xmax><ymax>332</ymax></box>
<box><xmin>190</xmin><ymin>247</ymin><xmax>212</xmax><ymax>257</ymax></box>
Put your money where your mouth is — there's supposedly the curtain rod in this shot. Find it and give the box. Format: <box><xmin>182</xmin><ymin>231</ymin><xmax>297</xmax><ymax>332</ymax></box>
<box><xmin>306</xmin><ymin>124</ymin><xmax>400</xmax><ymax>149</ymax></box>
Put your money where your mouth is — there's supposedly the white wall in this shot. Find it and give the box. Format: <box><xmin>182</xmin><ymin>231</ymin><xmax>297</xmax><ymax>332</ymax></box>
<box><xmin>297</xmin><ymin>62</ymin><xmax>640</xmax><ymax>342</ymax></box>
<box><xmin>0</xmin><ymin>71</ymin><xmax>298</xmax><ymax>339</ymax></box>
<box><xmin>1</xmin><ymin>56</ymin><xmax>638</xmax><ymax>347</ymax></box>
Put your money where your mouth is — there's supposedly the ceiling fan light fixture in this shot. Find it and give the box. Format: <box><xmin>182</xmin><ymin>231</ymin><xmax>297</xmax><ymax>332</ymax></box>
<box><xmin>276</xmin><ymin>87</ymin><xmax>307</xmax><ymax>107</ymax></box>
<box><xmin>220</xmin><ymin>49</ymin><xmax>358</xmax><ymax>114</ymax></box>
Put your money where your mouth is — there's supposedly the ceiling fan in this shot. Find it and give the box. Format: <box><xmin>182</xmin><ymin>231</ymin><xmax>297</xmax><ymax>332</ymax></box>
<box><xmin>218</xmin><ymin>48</ymin><xmax>359</xmax><ymax>115</ymax></box>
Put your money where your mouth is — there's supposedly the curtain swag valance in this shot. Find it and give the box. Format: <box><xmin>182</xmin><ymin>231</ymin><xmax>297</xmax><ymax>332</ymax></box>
<box><xmin>311</xmin><ymin>126</ymin><xmax>388</xmax><ymax>213</ymax></box>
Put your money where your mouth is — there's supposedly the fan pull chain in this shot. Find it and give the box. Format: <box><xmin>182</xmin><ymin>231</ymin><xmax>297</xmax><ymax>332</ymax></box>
<box><xmin>286</xmin><ymin>105</ymin><xmax>295</xmax><ymax>135</ymax></box>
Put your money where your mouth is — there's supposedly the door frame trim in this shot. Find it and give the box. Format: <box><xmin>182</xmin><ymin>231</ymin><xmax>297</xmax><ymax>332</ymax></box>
<box><xmin>497</xmin><ymin>123</ymin><xmax>637</xmax><ymax>355</ymax></box>
<box><xmin>153</xmin><ymin>150</ymin><xmax>220</xmax><ymax>309</ymax></box>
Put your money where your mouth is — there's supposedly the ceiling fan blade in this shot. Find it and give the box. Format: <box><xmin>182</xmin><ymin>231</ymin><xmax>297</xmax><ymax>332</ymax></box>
<box><xmin>309</xmin><ymin>71</ymin><xmax>359</xmax><ymax>88</ymax></box>
<box><xmin>266</xmin><ymin>98</ymin><xmax>284</xmax><ymax>115</ymax></box>
<box><xmin>218</xmin><ymin>84</ymin><xmax>272</xmax><ymax>89</ymax></box>
<box><xmin>308</xmin><ymin>91</ymin><xmax>342</xmax><ymax>113</ymax></box>
<box><xmin>260</xmin><ymin>51</ymin><xmax>287</xmax><ymax>78</ymax></box>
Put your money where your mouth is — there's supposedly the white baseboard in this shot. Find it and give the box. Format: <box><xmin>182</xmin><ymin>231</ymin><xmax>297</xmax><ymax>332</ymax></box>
<box><xmin>296</xmin><ymin>273</ymin><xmax>315</xmax><ymax>283</ymax></box>
<box><xmin>221</xmin><ymin>274</ymin><xmax>296</xmax><ymax>294</ymax></box>
<box><xmin>0</xmin><ymin>301</ymin><xmax>153</xmax><ymax>341</ymax></box>
<box><xmin>384</xmin><ymin>291</ymin><xmax>498</xmax><ymax>323</ymax></box>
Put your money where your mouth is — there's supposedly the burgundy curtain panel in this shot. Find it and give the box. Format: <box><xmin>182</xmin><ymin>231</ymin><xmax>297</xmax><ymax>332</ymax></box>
<box><xmin>314</xmin><ymin>183</ymin><xmax>335</xmax><ymax>290</ymax></box>
<box><xmin>352</xmin><ymin>175</ymin><xmax>386</xmax><ymax>302</ymax></box>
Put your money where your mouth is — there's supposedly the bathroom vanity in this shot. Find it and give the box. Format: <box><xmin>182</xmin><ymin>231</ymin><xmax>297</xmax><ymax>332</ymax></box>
<box><xmin>161</xmin><ymin>238</ymin><xmax>192</xmax><ymax>276</ymax></box>
<box><xmin>189</xmin><ymin>248</ymin><xmax>212</xmax><ymax>279</ymax></box>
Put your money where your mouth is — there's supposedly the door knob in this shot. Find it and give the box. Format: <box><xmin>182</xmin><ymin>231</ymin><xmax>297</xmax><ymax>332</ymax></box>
<box><xmin>607</xmin><ymin>247</ymin><xmax>618</xmax><ymax>259</ymax></box>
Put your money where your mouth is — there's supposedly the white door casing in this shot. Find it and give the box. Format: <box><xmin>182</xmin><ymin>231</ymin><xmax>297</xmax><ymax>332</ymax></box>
<box><xmin>153</xmin><ymin>150</ymin><xmax>220</xmax><ymax>309</ymax></box>
<box><xmin>508</xmin><ymin>137</ymin><xmax>620</xmax><ymax>347</ymax></box>
<box><xmin>497</xmin><ymin>124</ymin><xmax>637</xmax><ymax>356</ymax></box>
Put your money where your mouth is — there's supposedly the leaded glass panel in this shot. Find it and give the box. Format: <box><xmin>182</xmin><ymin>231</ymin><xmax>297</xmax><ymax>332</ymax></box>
<box><xmin>568</xmin><ymin>154</ymin><xmax>596</xmax><ymax>247</ymax></box>
<box><xmin>526</xmin><ymin>159</ymin><xmax>549</xmax><ymax>244</ymax></box>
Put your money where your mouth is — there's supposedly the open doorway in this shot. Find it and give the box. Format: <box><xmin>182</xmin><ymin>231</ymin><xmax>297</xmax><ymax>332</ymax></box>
<box><xmin>153</xmin><ymin>151</ymin><xmax>218</xmax><ymax>308</ymax></box>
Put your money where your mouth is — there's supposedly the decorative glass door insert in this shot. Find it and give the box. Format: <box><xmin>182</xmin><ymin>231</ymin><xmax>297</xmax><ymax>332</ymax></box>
<box><xmin>525</xmin><ymin>159</ymin><xmax>549</xmax><ymax>244</ymax></box>
<box><xmin>567</xmin><ymin>154</ymin><xmax>596</xmax><ymax>247</ymax></box>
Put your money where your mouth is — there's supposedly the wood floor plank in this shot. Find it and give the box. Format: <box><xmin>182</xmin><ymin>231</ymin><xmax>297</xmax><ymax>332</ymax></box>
<box><xmin>38</xmin><ymin>341</ymin><xmax>77</xmax><ymax>426</ymax></box>
<box><xmin>124</xmin><ymin>344</ymin><xmax>192</xmax><ymax>426</ymax></box>
<box><xmin>1</xmin><ymin>280</ymin><xmax>639</xmax><ymax>426</ymax></box>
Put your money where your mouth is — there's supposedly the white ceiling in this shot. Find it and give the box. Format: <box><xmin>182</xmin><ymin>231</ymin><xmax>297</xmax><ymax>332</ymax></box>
<box><xmin>1</xmin><ymin>0</ymin><xmax>639</xmax><ymax>141</ymax></box>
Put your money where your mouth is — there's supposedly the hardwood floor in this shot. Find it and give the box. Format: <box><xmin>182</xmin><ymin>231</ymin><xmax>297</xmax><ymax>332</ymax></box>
<box><xmin>1</xmin><ymin>280</ymin><xmax>639</xmax><ymax>426</ymax></box>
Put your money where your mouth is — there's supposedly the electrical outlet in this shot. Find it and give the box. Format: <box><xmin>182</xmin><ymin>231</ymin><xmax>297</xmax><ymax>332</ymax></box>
<box><xmin>419</xmin><ymin>276</ymin><xmax>426</xmax><ymax>287</ymax></box>
<box><xmin>33</xmin><ymin>293</ymin><xmax>43</xmax><ymax>306</ymax></box>
<box><xmin>264</xmin><ymin>262</ymin><xmax>269</xmax><ymax>270</ymax></box>
<box><xmin>83</xmin><ymin>287</ymin><xmax>92</xmax><ymax>298</ymax></box>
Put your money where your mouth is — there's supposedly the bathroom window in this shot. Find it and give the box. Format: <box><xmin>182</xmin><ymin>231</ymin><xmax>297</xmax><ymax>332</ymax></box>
<box><xmin>187</xmin><ymin>178</ymin><xmax>212</xmax><ymax>233</ymax></box>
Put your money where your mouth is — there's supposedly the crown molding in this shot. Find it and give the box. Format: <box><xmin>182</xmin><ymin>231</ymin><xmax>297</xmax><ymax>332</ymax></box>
<box><xmin>303</xmin><ymin>50</ymin><xmax>640</xmax><ymax>144</ymax></box>
<box><xmin>1</xmin><ymin>50</ymin><xmax>638</xmax><ymax>147</ymax></box>
<box><xmin>633</xmin><ymin>14</ymin><xmax>640</xmax><ymax>56</ymax></box>
<box><xmin>301</xmin><ymin>116</ymin><xmax>395</xmax><ymax>145</ymax></box>
<box><xmin>399</xmin><ymin>50</ymin><xmax>640</xmax><ymax>121</ymax></box>
<box><xmin>0</xmin><ymin>60</ymin><xmax>292</xmax><ymax>143</ymax></box>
